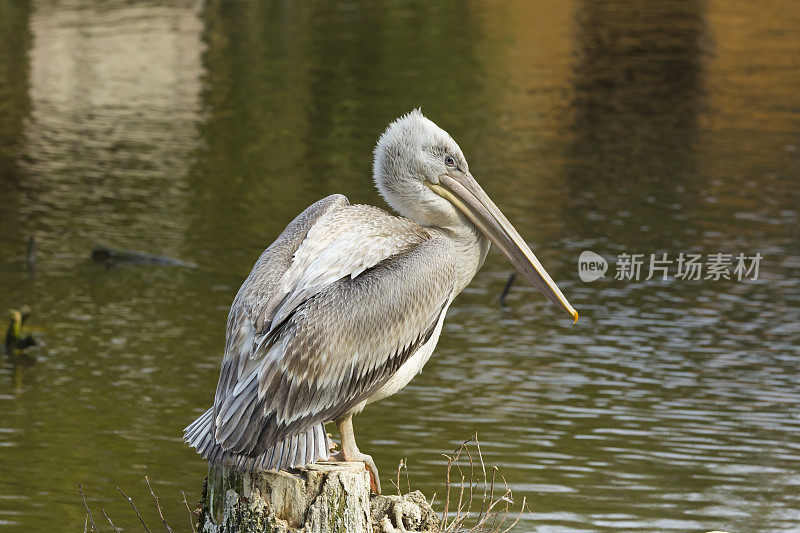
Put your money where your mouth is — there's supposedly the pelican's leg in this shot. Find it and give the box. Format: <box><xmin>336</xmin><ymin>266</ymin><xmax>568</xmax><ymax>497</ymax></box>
<box><xmin>336</xmin><ymin>415</ymin><xmax>381</xmax><ymax>494</ymax></box>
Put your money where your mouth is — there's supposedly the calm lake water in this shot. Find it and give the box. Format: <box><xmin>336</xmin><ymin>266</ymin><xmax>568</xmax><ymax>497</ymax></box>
<box><xmin>1</xmin><ymin>1</ymin><xmax>799</xmax><ymax>531</ymax></box>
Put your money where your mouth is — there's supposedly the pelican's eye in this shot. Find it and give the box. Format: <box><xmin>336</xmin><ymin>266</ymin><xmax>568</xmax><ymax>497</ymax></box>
<box><xmin>444</xmin><ymin>155</ymin><xmax>456</xmax><ymax>168</ymax></box>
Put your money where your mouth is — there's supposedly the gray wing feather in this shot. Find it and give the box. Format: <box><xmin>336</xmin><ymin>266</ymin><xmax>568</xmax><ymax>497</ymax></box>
<box><xmin>215</xmin><ymin>235</ymin><xmax>455</xmax><ymax>458</ymax></box>
<box><xmin>213</xmin><ymin>194</ymin><xmax>349</xmax><ymax>424</ymax></box>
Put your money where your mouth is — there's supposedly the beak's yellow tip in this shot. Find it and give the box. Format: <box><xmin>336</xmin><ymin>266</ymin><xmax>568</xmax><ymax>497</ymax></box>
<box><xmin>572</xmin><ymin>310</ymin><xmax>579</xmax><ymax>324</ymax></box>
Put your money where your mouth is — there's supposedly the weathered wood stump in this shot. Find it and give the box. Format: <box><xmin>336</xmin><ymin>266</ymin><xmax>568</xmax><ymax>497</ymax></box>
<box><xmin>199</xmin><ymin>462</ymin><xmax>438</xmax><ymax>533</ymax></box>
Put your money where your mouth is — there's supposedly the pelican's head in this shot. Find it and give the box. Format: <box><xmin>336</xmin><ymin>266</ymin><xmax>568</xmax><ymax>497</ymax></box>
<box><xmin>373</xmin><ymin>109</ymin><xmax>578</xmax><ymax>322</ymax></box>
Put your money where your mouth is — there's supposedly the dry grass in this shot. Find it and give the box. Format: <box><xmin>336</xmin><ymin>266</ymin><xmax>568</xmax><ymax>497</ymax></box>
<box><xmin>76</xmin><ymin>479</ymin><xmax>197</xmax><ymax>533</ymax></box>
<box><xmin>77</xmin><ymin>433</ymin><xmax>524</xmax><ymax>533</ymax></box>
<box><xmin>437</xmin><ymin>432</ymin><xmax>527</xmax><ymax>533</ymax></box>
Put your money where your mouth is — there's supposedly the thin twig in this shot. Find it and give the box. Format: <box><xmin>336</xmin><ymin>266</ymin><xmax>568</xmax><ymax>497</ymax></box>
<box><xmin>181</xmin><ymin>490</ymin><xmax>198</xmax><ymax>533</ymax></box>
<box><xmin>464</xmin><ymin>435</ymin><xmax>476</xmax><ymax>519</ymax></box>
<box><xmin>117</xmin><ymin>486</ymin><xmax>152</xmax><ymax>533</ymax></box>
<box><xmin>437</xmin><ymin>435</ymin><xmax>524</xmax><ymax>533</ymax></box>
<box><xmin>102</xmin><ymin>508</ymin><xmax>122</xmax><ymax>533</ymax></box>
<box><xmin>499</xmin><ymin>497</ymin><xmax>527</xmax><ymax>533</ymax></box>
<box><xmin>475</xmin><ymin>433</ymin><xmax>488</xmax><ymax>524</ymax></box>
<box><xmin>496</xmin><ymin>472</ymin><xmax>512</xmax><ymax>530</ymax></box>
<box><xmin>451</xmin><ymin>442</ymin><xmax>467</xmax><ymax>531</ymax></box>
<box><xmin>392</xmin><ymin>458</ymin><xmax>406</xmax><ymax>496</ymax></box>
<box><xmin>76</xmin><ymin>483</ymin><xmax>99</xmax><ymax>533</ymax></box>
<box><xmin>146</xmin><ymin>476</ymin><xmax>174</xmax><ymax>532</ymax></box>
<box><xmin>488</xmin><ymin>467</ymin><xmax>498</xmax><ymax>515</ymax></box>
<box><xmin>405</xmin><ymin>458</ymin><xmax>412</xmax><ymax>495</ymax></box>
<box><xmin>454</xmin><ymin>474</ymin><xmax>466</xmax><ymax>527</ymax></box>
<box><xmin>442</xmin><ymin>454</ymin><xmax>453</xmax><ymax>528</ymax></box>
<box><xmin>485</xmin><ymin>467</ymin><xmax>499</xmax><ymax>532</ymax></box>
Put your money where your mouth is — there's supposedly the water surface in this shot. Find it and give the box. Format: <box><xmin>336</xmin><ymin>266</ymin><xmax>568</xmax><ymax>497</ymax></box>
<box><xmin>1</xmin><ymin>1</ymin><xmax>799</xmax><ymax>531</ymax></box>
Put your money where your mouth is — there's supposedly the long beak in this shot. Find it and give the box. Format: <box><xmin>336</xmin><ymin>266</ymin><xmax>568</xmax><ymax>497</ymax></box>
<box><xmin>428</xmin><ymin>172</ymin><xmax>578</xmax><ymax>323</ymax></box>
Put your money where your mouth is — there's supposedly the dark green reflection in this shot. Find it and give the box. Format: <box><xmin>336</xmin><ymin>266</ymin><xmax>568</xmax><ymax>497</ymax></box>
<box><xmin>566</xmin><ymin>0</ymin><xmax>706</xmax><ymax>248</ymax></box>
<box><xmin>0</xmin><ymin>0</ymin><xmax>32</xmax><ymax>261</ymax></box>
<box><xmin>0</xmin><ymin>1</ymin><xmax>31</xmax><ymax>177</ymax></box>
<box><xmin>194</xmin><ymin>0</ymin><xmax>486</xmax><ymax>275</ymax></box>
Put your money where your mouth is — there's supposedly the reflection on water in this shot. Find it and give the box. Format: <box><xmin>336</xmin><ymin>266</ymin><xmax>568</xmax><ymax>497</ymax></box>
<box><xmin>0</xmin><ymin>0</ymin><xmax>799</xmax><ymax>531</ymax></box>
<box><xmin>0</xmin><ymin>3</ymin><xmax>32</xmax><ymax>178</ymax></box>
<box><xmin>568</xmin><ymin>0</ymin><xmax>705</xmax><ymax>251</ymax></box>
<box><xmin>19</xmin><ymin>0</ymin><xmax>203</xmax><ymax>262</ymax></box>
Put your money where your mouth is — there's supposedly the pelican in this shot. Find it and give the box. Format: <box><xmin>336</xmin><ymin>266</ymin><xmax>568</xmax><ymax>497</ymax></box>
<box><xmin>184</xmin><ymin>110</ymin><xmax>578</xmax><ymax>493</ymax></box>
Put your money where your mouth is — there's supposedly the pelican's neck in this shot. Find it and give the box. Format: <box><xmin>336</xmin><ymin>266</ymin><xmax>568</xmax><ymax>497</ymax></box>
<box><xmin>429</xmin><ymin>220</ymin><xmax>490</xmax><ymax>294</ymax></box>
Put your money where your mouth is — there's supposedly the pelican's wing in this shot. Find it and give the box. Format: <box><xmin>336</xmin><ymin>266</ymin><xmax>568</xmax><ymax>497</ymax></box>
<box><xmin>211</xmin><ymin>194</ymin><xmax>349</xmax><ymax>415</ymax></box>
<box><xmin>214</xmin><ymin>200</ymin><xmax>430</xmax><ymax>415</ymax></box>
<box><xmin>211</xmin><ymin>204</ymin><xmax>456</xmax><ymax>463</ymax></box>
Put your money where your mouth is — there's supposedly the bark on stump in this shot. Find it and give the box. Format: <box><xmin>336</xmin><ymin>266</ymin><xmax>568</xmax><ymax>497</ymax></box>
<box><xmin>199</xmin><ymin>462</ymin><xmax>438</xmax><ymax>533</ymax></box>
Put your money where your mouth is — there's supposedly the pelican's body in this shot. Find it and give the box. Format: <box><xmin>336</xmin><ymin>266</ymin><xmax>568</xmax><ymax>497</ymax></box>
<box><xmin>185</xmin><ymin>111</ymin><xmax>576</xmax><ymax>492</ymax></box>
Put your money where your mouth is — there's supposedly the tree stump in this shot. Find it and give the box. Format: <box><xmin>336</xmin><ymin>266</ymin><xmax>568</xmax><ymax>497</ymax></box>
<box><xmin>198</xmin><ymin>462</ymin><xmax>438</xmax><ymax>533</ymax></box>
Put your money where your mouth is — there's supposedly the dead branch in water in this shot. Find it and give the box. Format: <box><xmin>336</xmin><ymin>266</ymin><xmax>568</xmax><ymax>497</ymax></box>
<box><xmin>499</xmin><ymin>273</ymin><xmax>517</xmax><ymax>306</ymax></box>
<box><xmin>117</xmin><ymin>486</ymin><xmax>152</xmax><ymax>532</ymax></box>
<box><xmin>181</xmin><ymin>490</ymin><xmax>198</xmax><ymax>533</ymax></box>
<box><xmin>102</xmin><ymin>507</ymin><xmax>122</xmax><ymax>533</ymax></box>
<box><xmin>145</xmin><ymin>476</ymin><xmax>174</xmax><ymax>532</ymax></box>
<box><xmin>76</xmin><ymin>483</ymin><xmax>99</xmax><ymax>533</ymax></box>
<box><xmin>78</xmin><ymin>480</ymin><xmax>197</xmax><ymax>533</ymax></box>
<box><xmin>438</xmin><ymin>432</ymin><xmax>527</xmax><ymax>533</ymax></box>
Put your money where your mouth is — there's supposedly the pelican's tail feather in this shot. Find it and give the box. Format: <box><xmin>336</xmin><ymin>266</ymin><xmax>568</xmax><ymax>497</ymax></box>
<box><xmin>183</xmin><ymin>408</ymin><xmax>330</xmax><ymax>472</ymax></box>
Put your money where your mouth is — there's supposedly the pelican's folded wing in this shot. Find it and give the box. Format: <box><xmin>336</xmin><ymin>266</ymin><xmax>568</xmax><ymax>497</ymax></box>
<box><xmin>212</xmin><ymin>193</ymin><xmax>350</xmax><ymax>418</ymax></box>
<box><xmin>211</xmin><ymin>200</ymin><xmax>456</xmax><ymax>460</ymax></box>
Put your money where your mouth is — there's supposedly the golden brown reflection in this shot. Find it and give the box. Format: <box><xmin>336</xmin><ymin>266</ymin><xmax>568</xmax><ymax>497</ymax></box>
<box><xmin>697</xmin><ymin>0</ymin><xmax>800</xmax><ymax>248</ymax></box>
<box><xmin>19</xmin><ymin>0</ymin><xmax>203</xmax><ymax>260</ymax></box>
